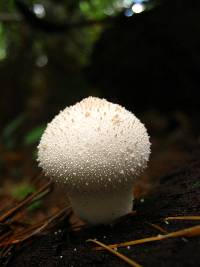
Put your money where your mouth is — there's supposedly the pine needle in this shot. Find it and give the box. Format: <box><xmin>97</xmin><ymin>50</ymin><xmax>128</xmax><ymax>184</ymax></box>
<box><xmin>95</xmin><ymin>224</ymin><xmax>200</xmax><ymax>251</ymax></box>
<box><xmin>165</xmin><ymin>216</ymin><xmax>200</xmax><ymax>221</ymax></box>
<box><xmin>0</xmin><ymin>180</ymin><xmax>52</xmax><ymax>223</ymax></box>
<box><xmin>146</xmin><ymin>222</ymin><xmax>168</xmax><ymax>234</ymax></box>
<box><xmin>0</xmin><ymin>206</ymin><xmax>71</xmax><ymax>247</ymax></box>
<box><xmin>87</xmin><ymin>239</ymin><xmax>142</xmax><ymax>267</ymax></box>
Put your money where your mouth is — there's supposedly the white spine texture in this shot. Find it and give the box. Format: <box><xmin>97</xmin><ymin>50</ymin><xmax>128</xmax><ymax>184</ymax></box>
<box><xmin>37</xmin><ymin>97</ymin><xmax>151</xmax><ymax>224</ymax></box>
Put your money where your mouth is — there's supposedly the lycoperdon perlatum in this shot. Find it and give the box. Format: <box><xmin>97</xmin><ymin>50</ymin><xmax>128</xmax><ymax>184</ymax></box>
<box><xmin>37</xmin><ymin>97</ymin><xmax>151</xmax><ymax>225</ymax></box>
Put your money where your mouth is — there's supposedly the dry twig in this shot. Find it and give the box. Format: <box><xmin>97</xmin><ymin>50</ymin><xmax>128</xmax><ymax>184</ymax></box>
<box><xmin>95</xmin><ymin>224</ymin><xmax>200</xmax><ymax>251</ymax></box>
<box><xmin>0</xmin><ymin>180</ymin><xmax>52</xmax><ymax>223</ymax></box>
<box><xmin>165</xmin><ymin>216</ymin><xmax>200</xmax><ymax>221</ymax></box>
<box><xmin>87</xmin><ymin>239</ymin><xmax>142</xmax><ymax>267</ymax></box>
<box><xmin>0</xmin><ymin>206</ymin><xmax>71</xmax><ymax>247</ymax></box>
<box><xmin>146</xmin><ymin>222</ymin><xmax>168</xmax><ymax>234</ymax></box>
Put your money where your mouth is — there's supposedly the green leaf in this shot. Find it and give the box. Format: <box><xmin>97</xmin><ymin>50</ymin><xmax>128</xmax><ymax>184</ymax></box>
<box><xmin>11</xmin><ymin>184</ymin><xmax>36</xmax><ymax>200</ymax></box>
<box><xmin>0</xmin><ymin>23</ymin><xmax>7</xmax><ymax>61</ymax></box>
<box><xmin>11</xmin><ymin>183</ymin><xmax>42</xmax><ymax>211</ymax></box>
<box><xmin>79</xmin><ymin>0</ymin><xmax>117</xmax><ymax>20</ymax></box>
<box><xmin>24</xmin><ymin>125</ymin><xmax>45</xmax><ymax>145</ymax></box>
<box><xmin>27</xmin><ymin>200</ymin><xmax>42</xmax><ymax>211</ymax></box>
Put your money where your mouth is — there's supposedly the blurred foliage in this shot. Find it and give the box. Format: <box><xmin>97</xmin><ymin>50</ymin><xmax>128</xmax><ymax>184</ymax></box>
<box><xmin>79</xmin><ymin>0</ymin><xmax>117</xmax><ymax>19</ymax></box>
<box><xmin>0</xmin><ymin>0</ymin><xmax>156</xmax><ymax>151</ymax></box>
<box><xmin>11</xmin><ymin>183</ymin><xmax>42</xmax><ymax>211</ymax></box>
<box><xmin>2</xmin><ymin>114</ymin><xmax>26</xmax><ymax>140</ymax></box>
<box><xmin>0</xmin><ymin>0</ymin><xmax>123</xmax><ymax>136</ymax></box>
<box><xmin>1</xmin><ymin>114</ymin><xmax>26</xmax><ymax>149</ymax></box>
<box><xmin>1</xmin><ymin>114</ymin><xmax>44</xmax><ymax>150</ymax></box>
<box><xmin>0</xmin><ymin>0</ymin><xmax>125</xmax><ymax>64</ymax></box>
<box><xmin>0</xmin><ymin>24</ymin><xmax>6</xmax><ymax>60</ymax></box>
<box><xmin>0</xmin><ymin>0</ymin><xmax>15</xmax><ymax>11</ymax></box>
<box><xmin>24</xmin><ymin>125</ymin><xmax>45</xmax><ymax>145</ymax></box>
<box><xmin>11</xmin><ymin>183</ymin><xmax>36</xmax><ymax>199</ymax></box>
<box><xmin>0</xmin><ymin>0</ymin><xmax>152</xmax><ymax>63</ymax></box>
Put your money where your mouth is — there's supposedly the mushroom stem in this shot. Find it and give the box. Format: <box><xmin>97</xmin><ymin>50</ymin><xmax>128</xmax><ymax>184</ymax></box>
<box><xmin>69</xmin><ymin>186</ymin><xmax>134</xmax><ymax>225</ymax></box>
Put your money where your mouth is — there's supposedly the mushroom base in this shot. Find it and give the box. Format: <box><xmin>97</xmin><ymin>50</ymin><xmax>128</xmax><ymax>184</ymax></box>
<box><xmin>69</xmin><ymin>187</ymin><xmax>134</xmax><ymax>225</ymax></box>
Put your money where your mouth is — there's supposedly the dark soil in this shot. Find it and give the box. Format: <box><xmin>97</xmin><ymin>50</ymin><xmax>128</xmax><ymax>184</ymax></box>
<box><xmin>8</xmin><ymin>148</ymin><xmax>200</xmax><ymax>267</ymax></box>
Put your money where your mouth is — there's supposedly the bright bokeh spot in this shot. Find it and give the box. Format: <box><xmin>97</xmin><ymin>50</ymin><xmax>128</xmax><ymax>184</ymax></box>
<box><xmin>124</xmin><ymin>8</ymin><xmax>134</xmax><ymax>17</ymax></box>
<box><xmin>132</xmin><ymin>3</ymin><xmax>145</xmax><ymax>13</ymax></box>
<box><xmin>33</xmin><ymin>4</ymin><xmax>46</xmax><ymax>18</ymax></box>
<box><xmin>36</xmin><ymin>54</ymin><xmax>48</xmax><ymax>68</ymax></box>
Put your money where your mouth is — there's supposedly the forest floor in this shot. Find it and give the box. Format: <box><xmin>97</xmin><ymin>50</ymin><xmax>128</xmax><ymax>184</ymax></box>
<box><xmin>0</xmin><ymin>112</ymin><xmax>200</xmax><ymax>267</ymax></box>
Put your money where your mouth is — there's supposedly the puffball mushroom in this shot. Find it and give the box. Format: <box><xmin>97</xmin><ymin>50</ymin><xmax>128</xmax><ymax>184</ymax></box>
<box><xmin>37</xmin><ymin>97</ymin><xmax>151</xmax><ymax>225</ymax></box>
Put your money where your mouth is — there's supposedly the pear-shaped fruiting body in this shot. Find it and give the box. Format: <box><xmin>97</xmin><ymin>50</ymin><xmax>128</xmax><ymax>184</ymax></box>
<box><xmin>37</xmin><ymin>97</ymin><xmax>151</xmax><ymax>224</ymax></box>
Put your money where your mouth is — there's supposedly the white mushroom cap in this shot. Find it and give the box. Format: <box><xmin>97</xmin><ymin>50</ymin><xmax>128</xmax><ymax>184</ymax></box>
<box><xmin>37</xmin><ymin>97</ymin><xmax>151</xmax><ymax>224</ymax></box>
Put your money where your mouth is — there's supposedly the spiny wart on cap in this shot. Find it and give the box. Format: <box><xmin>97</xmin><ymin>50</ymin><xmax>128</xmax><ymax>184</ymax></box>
<box><xmin>37</xmin><ymin>97</ymin><xmax>151</xmax><ymax>224</ymax></box>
